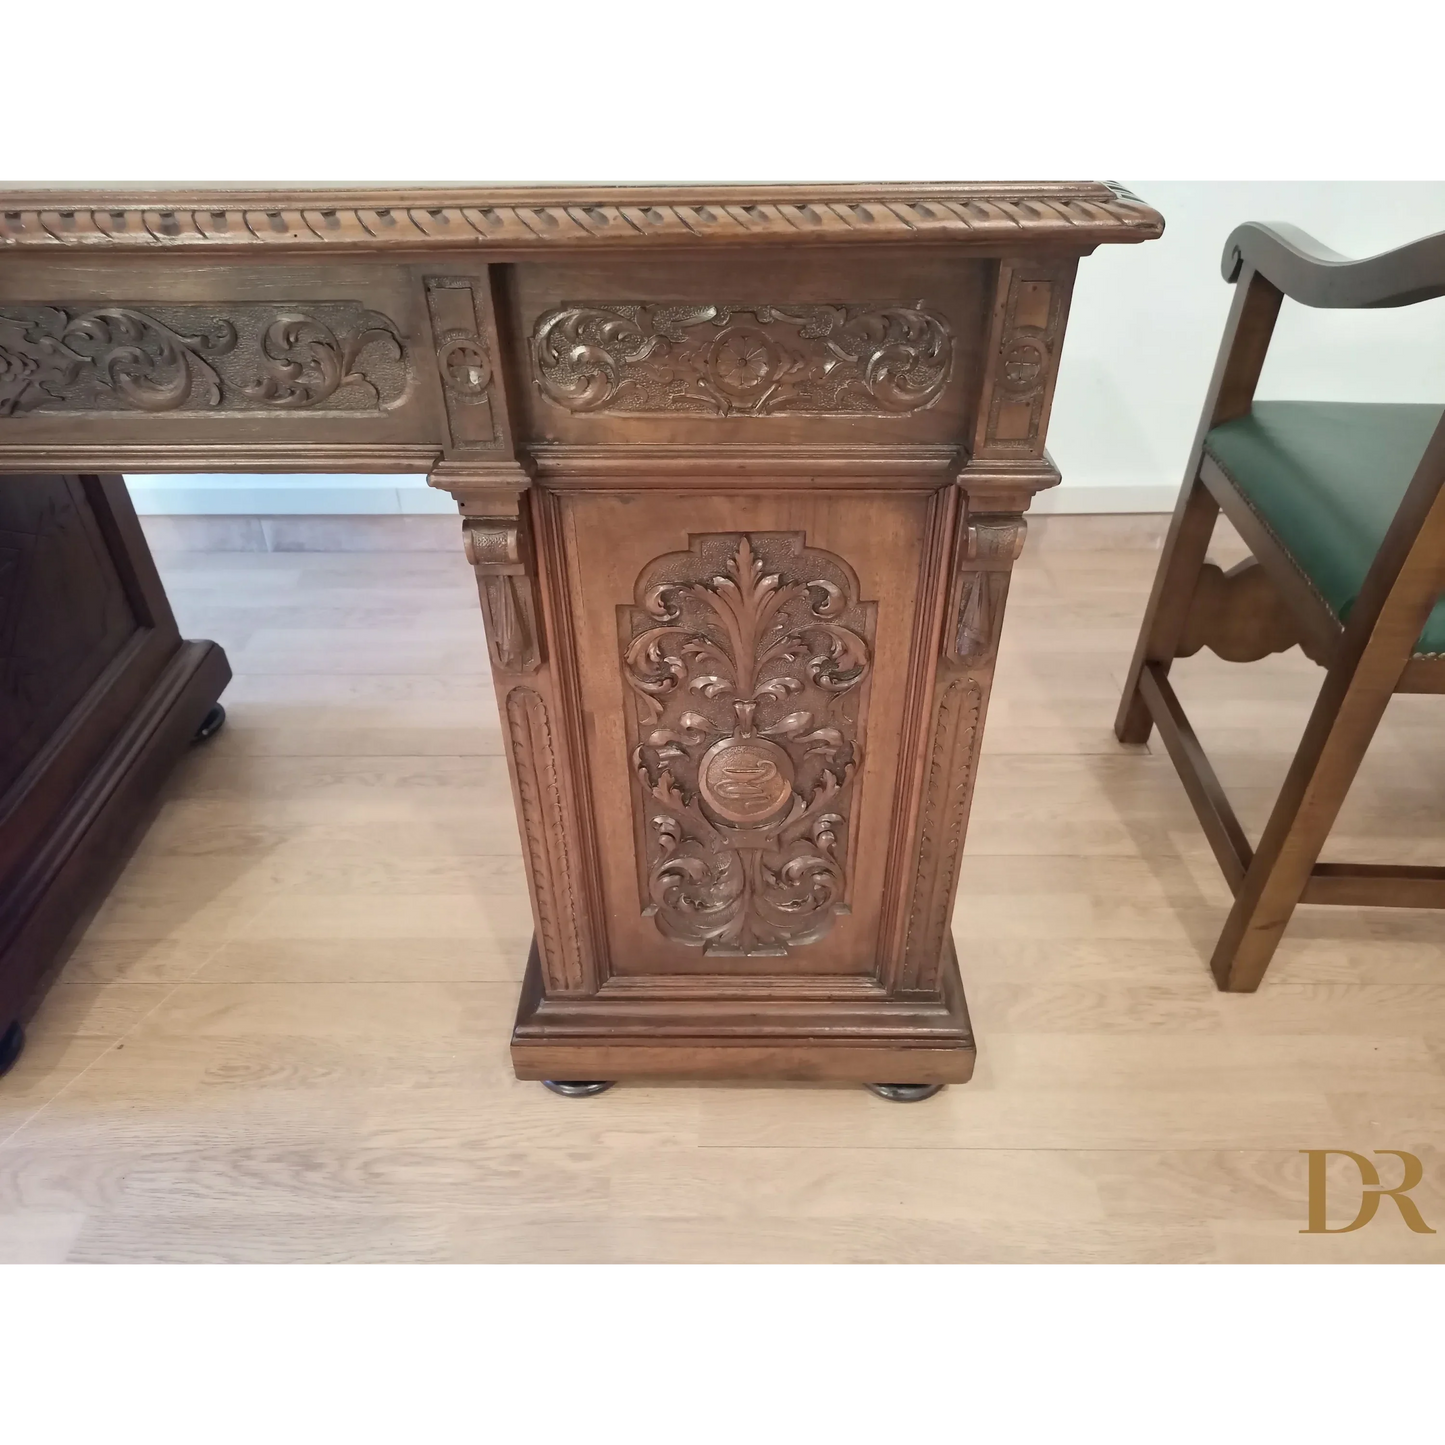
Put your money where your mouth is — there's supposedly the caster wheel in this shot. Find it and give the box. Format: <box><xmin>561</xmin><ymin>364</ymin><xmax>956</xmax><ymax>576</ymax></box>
<box><xmin>192</xmin><ymin>703</ymin><xmax>226</xmax><ymax>743</ymax></box>
<box><xmin>865</xmin><ymin>1082</ymin><xmax>945</xmax><ymax>1102</ymax></box>
<box><xmin>0</xmin><ymin>1020</ymin><xmax>24</xmax><ymax>1079</ymax></box>
<box><xmin>542</xmin><ymin>1080</ymin><xmax>615</xmax><ymax>1097</ymax></box>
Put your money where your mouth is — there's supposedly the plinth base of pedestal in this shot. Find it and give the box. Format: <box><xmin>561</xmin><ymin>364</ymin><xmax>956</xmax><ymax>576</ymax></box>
<box><xmin>510</xmin><ymin>938</ymin><xmax>976</xmax><ymax>1087</ymax></box>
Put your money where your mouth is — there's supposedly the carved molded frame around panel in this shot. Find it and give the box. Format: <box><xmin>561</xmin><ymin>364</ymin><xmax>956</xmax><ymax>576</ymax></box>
<box><xmin>619</xmin><ymin>530</ymin><xmax>877</xmax><ymax>957</ymax></box>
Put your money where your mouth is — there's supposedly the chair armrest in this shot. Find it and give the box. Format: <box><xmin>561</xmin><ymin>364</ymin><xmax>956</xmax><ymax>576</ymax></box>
<box><xmin>1222</xmin><ymin>221</ymin><xmax>1445</xmax><ymax>308</ymax></box>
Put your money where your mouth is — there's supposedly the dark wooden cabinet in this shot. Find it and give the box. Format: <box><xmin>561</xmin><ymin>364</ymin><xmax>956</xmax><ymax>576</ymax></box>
<box><xmin>0</xmin><ymin>472</ymin><xmax>229</xmax><ymax>1044</ymax></box>
<box><xmin>0</xmin><ymin>183</ymin><xmax>1163</xmax><ymax>1089</ymax></box>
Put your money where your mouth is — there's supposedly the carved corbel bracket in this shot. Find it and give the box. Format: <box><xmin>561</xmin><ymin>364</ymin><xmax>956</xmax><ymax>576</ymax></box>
<box><xmin>1178</xmin><ymin>557</ymin><xmax>1320</xmax><ymax>664</ymax></box>
<box><xmin>463</xmin><ymin>513</ymin><xmax>543</xmax><ymax>674</ymax></box>
<box><xmin>428</xmin><ymin>461</ymin><xmax>542</xmax><ymax>674</ymax></box>
<box><xmin>946</xmin><ymin>512</ymin><xmax>1027</xmax><ymax>665</ymax></box>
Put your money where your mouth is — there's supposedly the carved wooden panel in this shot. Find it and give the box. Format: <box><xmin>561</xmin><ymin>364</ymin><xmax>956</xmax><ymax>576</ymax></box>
<box><xmin>0</xmin><ymin>303</ymin><xmax>409</xmax><ymax>415</ymax></box>
<box><xmin>621</xmin><ymin>531</ymin><xmax>876</xmax><ymax>956</ymax></box>
<box><xmin>533</xmin><ymin>303</ymin><xmax>952</xmax><ymax>417</ymax></box>
<box><xmin>0</xmin><ymin>477</ymin><xmax>136</xmax><ymax>796</ymax></box>
<box><xmin>424</xmin><ymin>277</ymin><xmax>501</xmax><ymax>448</ymax></box>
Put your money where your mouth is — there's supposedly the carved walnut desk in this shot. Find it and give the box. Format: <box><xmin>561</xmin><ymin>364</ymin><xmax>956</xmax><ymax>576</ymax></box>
<box><xmin>0</xmin><ymin>183</ymin><xmax>1163</xmax><ymax>1095</ymax></box>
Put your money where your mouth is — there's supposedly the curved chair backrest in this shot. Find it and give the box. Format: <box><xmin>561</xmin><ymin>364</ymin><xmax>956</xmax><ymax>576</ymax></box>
<box><xmin>1212</xmin><ymin>223</ymin><xmax>1445</xmax><ymax>652</ymax></box>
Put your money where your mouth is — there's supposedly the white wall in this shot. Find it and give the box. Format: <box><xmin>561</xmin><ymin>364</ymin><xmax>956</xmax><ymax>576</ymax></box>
<box><xmin>1042</xmin><ymin>180</ymin><xmax>1445</xmax><ymax>511</ymax></box>
<box><xmin>124</xmin><ymin>182</ymin><xmax>1445</xmax><ymax>517</ymax></box>
<box><xmin>126</xmin><ymin>473</ymin><xmax>455</xmax><ymax>515</ymax></box>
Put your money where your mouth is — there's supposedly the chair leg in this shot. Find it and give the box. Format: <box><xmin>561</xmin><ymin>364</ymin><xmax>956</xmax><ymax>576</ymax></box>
<box><xmin>1116</xmin><ymin>474</ymin><xmax>1220</xmax><ymax>744</ymax></box>
<box><xmin>1209</xmin><ymin>650</ymin><xmax>1404</xmax><ymax>992</ymax></box>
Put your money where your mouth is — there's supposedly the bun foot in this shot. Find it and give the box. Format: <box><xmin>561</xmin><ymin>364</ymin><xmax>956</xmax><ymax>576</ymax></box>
<box><xmin>193</xmin><ymin>703</ymin><xmax>226</xmax><ymax>743</ymax></box>
<box><xmin>0</xmin><ymin>1020</ymin><xmax>25</xmax><ymax>1079</ymax></box>
<box><xmin>865</xmin><ymin>1082</ymin><xmax>945</xmax><ymax>1102</ymax></box>
<box><xmin>542</xmin><ymin>1080</ymin><xmax>615</xmax><ymax>1097</ymax></box>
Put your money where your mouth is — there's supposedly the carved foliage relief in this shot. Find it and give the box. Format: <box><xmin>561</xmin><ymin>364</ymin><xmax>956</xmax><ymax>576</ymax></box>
<box><xmin>533</xmin><ymin>302</ymin><xmax>952</xmax><ymax>417</ymax></box>
<box><xmin>622</xmin><ymin>532</ymin><xmax>876</xmax><ymax>956</ymax></box>
<box><xmin>901</xmin><ymin>676</ymin><xmax>983</xmax><ymax>987</ymax></box>
<box><xmin>0</xmin><ymin>303</ymin><xmax>409</xmax><ymax>416</ymax></box>
<box><xmin>506</xmin><ymin>687</ymin><xmax>585</xmax><ymax>991</ymax></box>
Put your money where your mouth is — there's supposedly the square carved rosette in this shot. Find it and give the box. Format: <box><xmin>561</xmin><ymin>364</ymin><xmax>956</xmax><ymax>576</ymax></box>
<box><xmin>0</xmin><ymin>183</ymin><xmax>1162</xmax><ymax>1085</ymax></box>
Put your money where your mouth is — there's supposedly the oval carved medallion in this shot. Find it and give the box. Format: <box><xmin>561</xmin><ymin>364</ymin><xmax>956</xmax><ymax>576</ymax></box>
<box><xmin>698</xmin><ymin>737</ymin><xmax>794</xmax><ymax>827</ymax></box>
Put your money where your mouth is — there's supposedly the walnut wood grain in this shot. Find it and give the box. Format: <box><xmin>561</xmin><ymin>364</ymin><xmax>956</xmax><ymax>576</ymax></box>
<box><xmin>1223</xmin><ymin>220</ymin><xmax>1445</xmax><ymax>309</ymax></box>
<box><xmin>0</xmin><ymin>180</ymin><xmax>1163</xmax><ymax>1084</ymax></box>
<box><xmin>0</xmin><ymin>474</ymin><xmax>229</xmax><ymax>1033</ymax></box>
<box><xmin>1176</xmin><ymin>558</ymin><xmax>1308</xmax><ymax>664</ymax></box>
<box><xmin>1117</xmin><ymin>221</ymin><xmax>1445</xmax><ymax>994</ymax></box>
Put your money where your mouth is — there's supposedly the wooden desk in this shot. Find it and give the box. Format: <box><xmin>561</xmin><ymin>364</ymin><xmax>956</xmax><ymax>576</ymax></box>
<box><xmin>0</xmin><ymin>183</ymin><xmax>1163</xmax><ymax>1093</ymax></box>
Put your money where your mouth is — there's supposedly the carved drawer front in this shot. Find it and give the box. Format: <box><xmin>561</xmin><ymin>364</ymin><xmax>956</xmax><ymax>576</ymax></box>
<box><xmin>507</xmin><ymin>256</ymin><xmax>989</xmax><ymax>447</ymax></box>
<box><xmin>557</xmin><ymin>486</ymin><xmax>937</xmax><ymax>980</ymax></box>
<box><xmin>0</xmin><ymin>260</ymin><xmax>450</xmax><ymax>449</ymax></box>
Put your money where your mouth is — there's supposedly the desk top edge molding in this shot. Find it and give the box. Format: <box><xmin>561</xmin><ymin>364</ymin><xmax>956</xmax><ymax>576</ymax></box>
<box><xmin>0</xmin><ymin>181</ymin><xmax>1164</xmax><ymax>252</ymax></box>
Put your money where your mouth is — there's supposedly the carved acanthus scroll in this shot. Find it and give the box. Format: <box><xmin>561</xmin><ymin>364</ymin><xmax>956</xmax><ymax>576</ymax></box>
<box><xmin>0</xmin><ymin>303</ymin><xmax>407</xmax><ymax>416</ymax></box>
<box><xmin>0</xmin><ymin>307</ymin><xmax>236</xmax><ymax>415</ymax></box>
<box><xmin>243</xmin><ymin>313</ymin><xmax>403</xmax><ymax>408</ymax></box>
<box><xmin>533</xmin><ymin>302</ymin><xmax>952</xmax><ymax>417</ymax></box>
<box><xmin>621</xmin><ymin>532</ymin><xmax>876</xmax><ymax>956</ymax></box>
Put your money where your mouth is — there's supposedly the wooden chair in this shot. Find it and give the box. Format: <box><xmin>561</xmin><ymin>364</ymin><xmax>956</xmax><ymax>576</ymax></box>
<box><xmin>1115</xmin><ymin>221</ymin><xmax>1445</xmax><ymax>992</ymax></box>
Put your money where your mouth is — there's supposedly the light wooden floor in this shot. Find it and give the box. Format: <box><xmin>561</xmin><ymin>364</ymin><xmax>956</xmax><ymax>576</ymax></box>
<box><xmin>3</xmin><ymin>521</ymin><xmax>1444</xmax><ymax>1263</ymax></box>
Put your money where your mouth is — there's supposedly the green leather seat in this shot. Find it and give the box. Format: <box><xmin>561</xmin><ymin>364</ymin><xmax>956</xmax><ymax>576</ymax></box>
<box><xmin>1204</xmin><ymin>401</ymin><xmax>1445</xmax><ymax>655</ymax></box>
